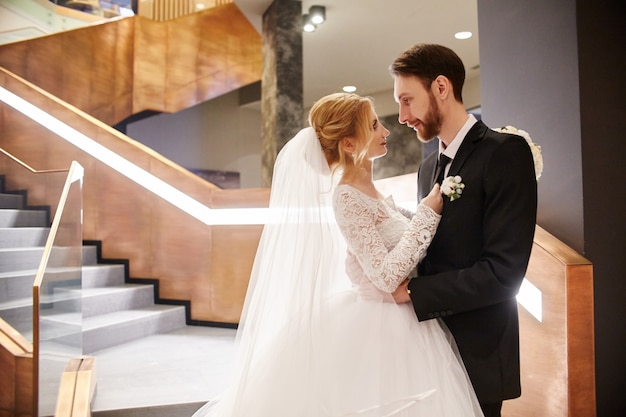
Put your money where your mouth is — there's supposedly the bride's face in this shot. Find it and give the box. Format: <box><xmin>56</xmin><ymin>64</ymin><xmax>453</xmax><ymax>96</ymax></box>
<box><xmin>365</xmin><ymin>111</ymin><xmax>390</xmax><ymax>161</ymax></box>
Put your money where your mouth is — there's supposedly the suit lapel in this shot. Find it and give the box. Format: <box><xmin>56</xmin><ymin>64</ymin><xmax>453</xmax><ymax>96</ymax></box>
<box><xmin>448</xmin><ymin>120</ymin><xmax>488</xmax><ymax>177</ymax></box>
<box><xmin>419</xmin><ymin>121</ymin><xmax>489</xmax><ymax>200</ymax></box>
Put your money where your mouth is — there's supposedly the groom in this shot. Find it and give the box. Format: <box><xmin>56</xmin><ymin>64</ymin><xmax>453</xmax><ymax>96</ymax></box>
<box><xmin>389</xmin><ymin>44</ymin><xmax>537</xmax><ymax>417</ymax></box>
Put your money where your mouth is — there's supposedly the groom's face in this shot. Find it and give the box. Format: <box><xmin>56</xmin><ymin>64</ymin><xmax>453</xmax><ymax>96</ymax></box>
<box><xmin>394</xmin><ymin>75</ymin><xmax>442</xmax><ymax>143</ymax></box>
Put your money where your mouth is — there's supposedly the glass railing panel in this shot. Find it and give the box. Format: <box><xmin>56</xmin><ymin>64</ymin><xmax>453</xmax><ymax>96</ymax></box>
<box><xmin>0</xmin><ymin>111</ymin><xmax>68</xmax><ymax>344</ymax></box>
<box><xmin>33</xmin><ymin>161</ymin><xmax>83</xmax><ymax>417</ymax></box>
<box><xmin>0</xmin><ymin>96</ymin><xmax>84</xmax><ymax>416</ymax></box>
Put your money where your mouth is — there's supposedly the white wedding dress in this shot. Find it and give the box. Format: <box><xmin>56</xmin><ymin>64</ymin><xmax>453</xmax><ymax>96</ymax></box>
<box><xmin>192</xmin><ymin>128</ymin><xmax>483</xmax><ymax>417</ymax></box>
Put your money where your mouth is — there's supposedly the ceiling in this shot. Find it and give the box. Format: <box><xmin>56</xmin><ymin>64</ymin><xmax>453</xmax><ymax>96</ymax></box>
<box><xmin>234</xmin><ymin>0</ymin><xmax>480</xmax><ymax>108</ymax></box>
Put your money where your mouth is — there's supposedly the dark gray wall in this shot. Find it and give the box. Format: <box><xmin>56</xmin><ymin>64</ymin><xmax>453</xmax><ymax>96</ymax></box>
<box><xmin>478</xmin><ymin>0</ymin><xmax>583</xmax><ymax>251</ymax></box>
<box><xmin>577</xmin><ymin>1</ymin><xmax>626</xmax><ymax>415</ymax></box>
<box><xmin>478</xmin><ymin>0</ymin><xmax>626</xmax><ymax>415</ymax></box>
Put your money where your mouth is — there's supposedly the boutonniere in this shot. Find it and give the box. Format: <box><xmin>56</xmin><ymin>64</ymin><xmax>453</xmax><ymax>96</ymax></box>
<box><xmin>493</xmin><ymin>125</ymin><xmax>543</xmax><ymax>180</ymax></box>
<box><xmin>441</xmin><ymin>175</ymin><xmax>465</xmax><ymax>201</ymax></box>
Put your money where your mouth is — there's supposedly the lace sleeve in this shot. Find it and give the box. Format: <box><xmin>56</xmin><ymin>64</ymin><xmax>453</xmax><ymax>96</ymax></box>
<box><xmin>394</xmin><ymin>204</ymin><xmax>414</xmax><ymax>220</ymax></box>
<box><xmin>334</xmin><ymin>189</ymin><xmax>441</xmax><ymax>293</ymax></box>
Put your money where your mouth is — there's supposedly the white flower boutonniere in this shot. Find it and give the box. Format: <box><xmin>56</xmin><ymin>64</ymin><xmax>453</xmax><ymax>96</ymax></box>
<box><xmin>493</xmin><ymin>125</ymin><xmax>543</xmax><ymax>180</ymax></box>
<box><xmin>441</xmin><ymin>175</ymin><xmax>465</xmax><ymax>201</ymax></box>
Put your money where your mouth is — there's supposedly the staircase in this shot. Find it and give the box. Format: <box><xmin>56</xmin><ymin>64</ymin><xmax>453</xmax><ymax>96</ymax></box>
<box><xmin>0</xmin><ymin>174</ymin><xmax>231</xmax><ymax>417</ymax></box>
<box><xmin>0</xmin><ymin>175</ymin><xmax>186</xmax><ymax>355</ymax></box>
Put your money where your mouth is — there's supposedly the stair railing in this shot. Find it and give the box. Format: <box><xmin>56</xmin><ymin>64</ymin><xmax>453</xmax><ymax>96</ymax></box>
<box><xmin>0</xmin><ymin>148</ymin><xmax>69</xmax><ymax>175</ymax></box>
<box><xmin>0</xmin><ymin>145</ymin><xmax>85</xmax><ymax>416</ymax></box>
<box><xmin>32</xmin><ymin>159</ymin><xmax>84</xmax><ymax>417</ymax></box>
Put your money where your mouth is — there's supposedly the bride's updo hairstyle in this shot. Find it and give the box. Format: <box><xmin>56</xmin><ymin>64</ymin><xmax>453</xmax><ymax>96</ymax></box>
<box><xmin>308</xmin><ymin>92</ymin><xmax>375</xmax><ymax>172</ymax></box>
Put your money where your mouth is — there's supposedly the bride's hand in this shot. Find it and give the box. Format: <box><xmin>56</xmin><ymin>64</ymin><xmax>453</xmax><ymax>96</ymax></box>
<box><xmin>421</xmin><ymin>184</ymin><xmax>443</xmax><ymax>214</ymax></box>
<box><xmin>392</xmin><ymin>280</ymin><xmax>412</xmax><ymax>304</ymax></box>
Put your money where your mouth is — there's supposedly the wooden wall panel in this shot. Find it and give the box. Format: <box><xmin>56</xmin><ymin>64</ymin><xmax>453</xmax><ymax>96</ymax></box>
<box><xmin>164</xmin><ymin>15</ymin><xmax>202</xmax><ymax>110</ymax></box>
<box><xmin>0</xmin><ymin>0</ymin><xmax>261</xmax><ymax>323</ymax></box>
<box><xmin>208</xmin><ymin>224</ymin><xmax>262</xmax><ymax>323</ymax></box>
<box><xmin>0</xmin><ymin>19</ymin><xmax>135</xmax><ymax>127</ymax></box>
<box><xmin>502</xmin><ymin>226</ymin><xmax>595</xmax><ymax>417</ymax></box>
<box><xmin>0</xmin><ymin>319</ymin><xmax>34</xmax><ymax>417</ymax></box>
<box><xmin>26</xmin><ymin>36</ymin><xmax>65</xmax><ymax>101</ymax></box>
<box><xmin>202</xmin><ymin>188</ymin><xmax>269</xmax><ymax>323</ymax></box>
<box><xmin>132</xmin><ymin>17</ymin><xmax>167</xmax><ymax>114</ymax></box>
<box><xmin>86</xmin><ymin>20</ymin><xmax>134</xmax><ymax>124</ymax></box>
<box><xmin>62</xmin><ymin>29</ymin><xmax>94</xmax><ymax>115</ymax></box>
<box><xmin>112</xmin><ymin>19</ymin><xmax>135</xmax><ymax>124</ymax></box>
<box><xmin>1</xmin><ymin>69</ymin><xmax>269</xmax><ymax>324</ymax></box>
<box><xmin>0</xmin><ymin>4</ymin><xmax>261</xmax><ymax>125</ymax></box>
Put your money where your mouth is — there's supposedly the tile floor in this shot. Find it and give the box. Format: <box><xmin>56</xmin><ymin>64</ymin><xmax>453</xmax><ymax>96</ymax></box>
<box><xmin>89</xmin><ymin>325</ymin><xmax>237</xmax><ymax>415</ymax></box>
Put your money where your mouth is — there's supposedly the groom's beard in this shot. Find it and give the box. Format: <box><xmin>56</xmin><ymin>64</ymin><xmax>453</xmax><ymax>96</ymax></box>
<box><xmin>416</xmin><ymin>92</ymin><xmax>442</xmax><ymax>143</ymax></box>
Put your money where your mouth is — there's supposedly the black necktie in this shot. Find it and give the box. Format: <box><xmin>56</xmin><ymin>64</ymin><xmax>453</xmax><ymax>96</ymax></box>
<box><xmin>434</xmin><ymin>154</ymin><xmax>451</xmax><ymax>185</ymax></box>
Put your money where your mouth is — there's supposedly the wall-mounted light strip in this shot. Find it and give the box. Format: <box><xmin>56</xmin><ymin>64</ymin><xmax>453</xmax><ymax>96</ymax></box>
<box><xmin>0</xmin><ymin>86</ymin><xmax>269</xmax><ymax>226</ymax></box>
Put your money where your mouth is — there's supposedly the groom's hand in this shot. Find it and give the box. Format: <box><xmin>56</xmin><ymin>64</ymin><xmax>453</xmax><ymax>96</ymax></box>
<box><xmin>392</xmin><ymin>280</ymin><xmax>412</xmax><ymax>304</ymax></box>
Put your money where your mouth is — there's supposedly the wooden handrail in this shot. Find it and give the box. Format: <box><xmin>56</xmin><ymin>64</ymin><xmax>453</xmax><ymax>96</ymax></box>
<box><xmin>0</xmin><ymin>147</ymin><xmax>68</xmax><ymax>174</ymax></box>
<box><xmin>54</xmin><ymin>357</ymin><xmax>97</xmax><ymax>417</ymax></box>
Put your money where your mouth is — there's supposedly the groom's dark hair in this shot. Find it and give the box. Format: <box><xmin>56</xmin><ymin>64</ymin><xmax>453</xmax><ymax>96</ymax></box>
<box><xmin>390</xmin><ymin>43</ymin><xmax>465</xmax><ymax>103</ymax></box>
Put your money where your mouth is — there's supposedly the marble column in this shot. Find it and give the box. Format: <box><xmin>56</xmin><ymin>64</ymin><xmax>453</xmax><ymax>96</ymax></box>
<box><xmin>260</xmin><ymin>0</ymin><xmax>304</xmax><ymax>187</ymax></box>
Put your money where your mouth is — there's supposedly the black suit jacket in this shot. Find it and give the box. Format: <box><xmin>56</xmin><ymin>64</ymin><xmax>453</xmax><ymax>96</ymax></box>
<box><xmin>408</xmin><ymin>120</ymin><xmax>538</xmax><ymax>404</ymax></box>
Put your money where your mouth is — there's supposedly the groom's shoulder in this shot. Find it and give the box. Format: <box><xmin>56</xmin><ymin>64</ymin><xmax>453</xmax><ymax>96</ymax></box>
<box><xmin>471</xmin><ymin>121</ymin><xmax>525</xmax><ymax>148</ymax></box>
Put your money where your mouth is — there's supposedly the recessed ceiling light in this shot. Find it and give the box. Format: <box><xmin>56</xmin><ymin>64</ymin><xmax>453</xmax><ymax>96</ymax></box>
<box><xmin>454</xmin><ymin>31</ymin><xmax>472</xmax><ymax>40</ymax></box>
<box><xmin>342</xmin><ymin>85</ymin><xmax>357</xmax><ymax>93</ymax></box>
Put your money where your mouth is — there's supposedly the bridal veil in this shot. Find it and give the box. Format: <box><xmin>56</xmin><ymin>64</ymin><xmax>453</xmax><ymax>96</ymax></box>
<box><xmin>193</xmin><ymin>127</ymin><xmax>350</xmax><ymax>416</ymax></box>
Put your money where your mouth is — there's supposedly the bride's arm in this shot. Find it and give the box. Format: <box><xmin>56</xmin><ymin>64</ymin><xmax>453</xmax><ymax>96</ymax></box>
<box><xmin>334</xmin><ymin>189</ymin><xmax>441</xmax><ymax>293</ymax></box>
<box><xmin>395</xmin><ymin>204</ymin><xmax>415</xmax><ymax>220</ymax></box>
<box><xmin>391</xmin><ymin>183</ymin><xmax>443</xmax><ymax>219</ymax></box>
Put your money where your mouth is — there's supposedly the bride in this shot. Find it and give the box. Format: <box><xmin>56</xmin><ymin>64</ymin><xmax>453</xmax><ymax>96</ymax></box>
<box><xmin>193</xmin><ymin>93</ymin><xmax>483</xmax><ymax>416</ymax></box>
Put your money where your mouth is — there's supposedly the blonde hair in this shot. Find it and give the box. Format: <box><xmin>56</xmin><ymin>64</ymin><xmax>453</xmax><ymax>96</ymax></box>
<box><xmin>308</xmin><ymin>93</ymin><xmax>375</xmax><ymax>174</ymax></box>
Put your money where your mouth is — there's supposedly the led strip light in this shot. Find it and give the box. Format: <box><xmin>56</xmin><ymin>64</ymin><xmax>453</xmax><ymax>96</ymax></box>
<box><xmin>0</xmin><ymin>86</ymin><xmax>269</xmax><ymax>225</ymax></box>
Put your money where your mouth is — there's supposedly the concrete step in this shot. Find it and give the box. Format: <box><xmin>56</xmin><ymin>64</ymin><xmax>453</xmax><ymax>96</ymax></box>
<box><xmin>82</xmin><ymin>245</ymin><xmax>99</xmax><ymax>266</ymax></box>
<box><xmin>0</xmin><ymin>208</ymin><xmax>48</xmax><ymax>227</ymax></box>
<box><xmin>82</xmin><ymin>264</ymin><xmax>126</xmax><ymax>288</ymax></box>
<box><xmin>4</xmin><ymin>303</ymin><xmax>187</xmax><ymax>355</ymax></box>
<box><xmin>0</xmin><ymin>245</ymin><xmax>101</xmax><ymax>274</ymax></box>
<box><xmin>0</xmin><ymin>269</ymin><xmax>37</xmax><ymax>303</ymax></box>
<box><xmin>0</xmin><ymin>284</ymin><xmax>84</xmax><ymax>339</ymax></box>
<box><xmin>81</xmin><ymin>285</ymin><xmax>155</xmax><ymax>318</ymax></box>
<box><xmin>0</xmin><ymin>267</ymin><xmax>154</xmax><ymax>333</ymax></box>
<box><xmin>81</xmin><ymin>305</ymin><xmax>186</xmax><ymax>353</ymax></box>
<box><xmin>92</xmin><ymin>402</ymin><xmax>205</xmax><ymax>417</ymax></box>
<box><xmin>0</xmin><ymin>297</ymin><xmax>32</xmax><ymax>336</ymax></box>
<box><xmin>0</xmin><ymin>247</ymin><xmax>45</xmax><ymax>272</ymax></box>
<box><xmin>0</xmin><ymin>193</ymin><xmax>24</xmax><ymax>209</ymax></box>
<box><xmin>0</xmin><ymin>263</ymin><xmax>126</xmax><ymax>304</ymax></box>
<box><xmin>0</xmin><ymin>227</ymin><xmax>49</xmax><ymax>248</ymax></box>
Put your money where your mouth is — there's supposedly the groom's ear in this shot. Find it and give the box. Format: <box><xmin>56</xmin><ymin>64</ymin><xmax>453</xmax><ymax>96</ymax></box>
<box><xmin>432</xmin><ymin>75</ymin><xmax>452</xmax><ymax>100</ymax></box>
